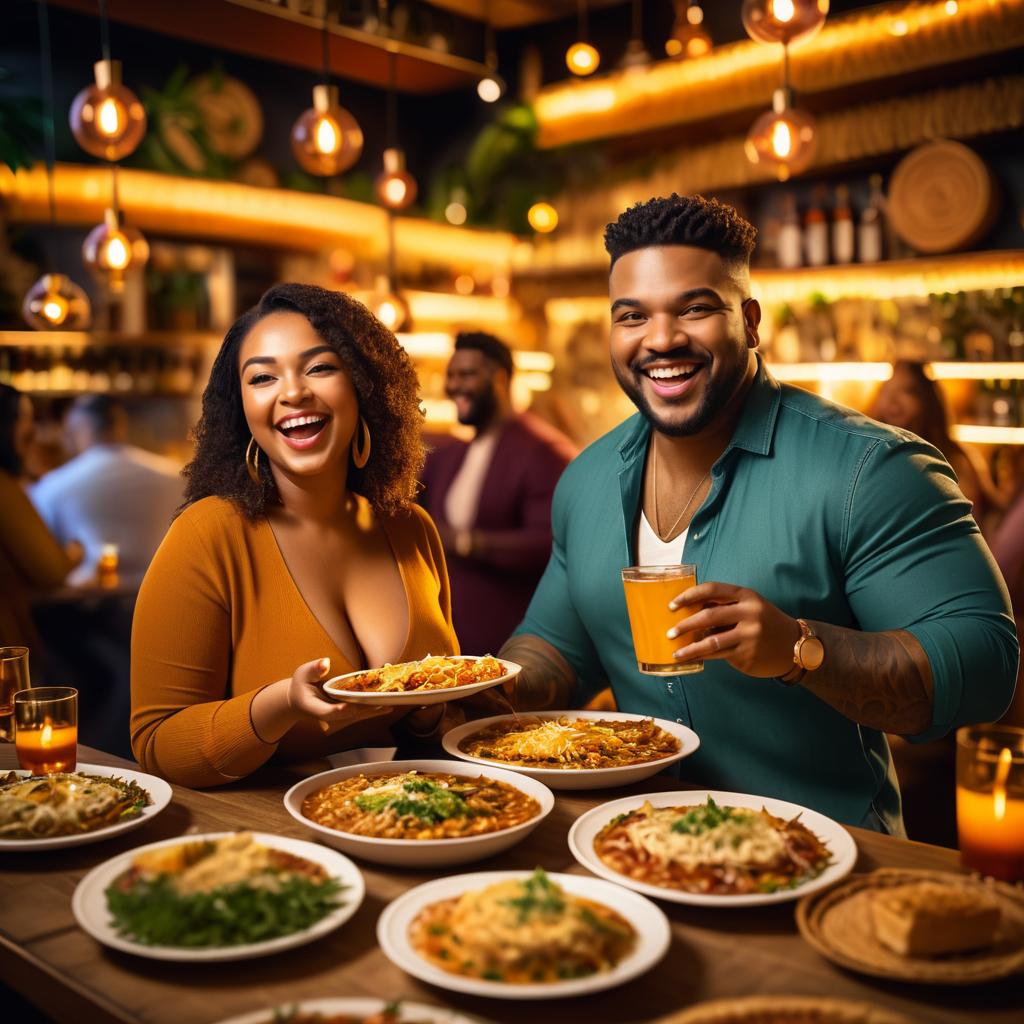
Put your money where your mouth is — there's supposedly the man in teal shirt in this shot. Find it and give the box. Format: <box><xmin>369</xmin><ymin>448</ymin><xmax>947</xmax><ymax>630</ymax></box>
<box><xmin>500</xmin><ymin>195</ymin><xmax>1017</xmax><ymax>833</ymax></box>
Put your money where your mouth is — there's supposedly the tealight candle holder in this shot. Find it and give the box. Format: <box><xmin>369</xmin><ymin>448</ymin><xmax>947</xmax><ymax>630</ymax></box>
<box><xmin>14</xmin><ymin>687</ymin><xmax>78</xmax><ymax>775</ymax></box>
<box><xmin>956</xmin><ymin>724</ymin><xmax>1024</xmax><ymax>882</ymax></box>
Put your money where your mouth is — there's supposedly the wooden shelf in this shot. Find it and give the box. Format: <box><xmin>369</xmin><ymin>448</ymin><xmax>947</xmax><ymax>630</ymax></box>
<box><xmin>951</xmin><ymin>424</ymin><xmax>1024</xmax><ymax>444</ymax></box>
<box><xmin>771</xmin><ymin>361</ymin><xmax>1024</xmax><ymax>383</ymax></box>
<box><xmin>0</xmin><ymin>331</ymin><xmax>219</xmax><ymax>351</ymax></box>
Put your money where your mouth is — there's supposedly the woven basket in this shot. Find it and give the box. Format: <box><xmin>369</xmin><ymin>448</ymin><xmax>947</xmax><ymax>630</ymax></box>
<box><xmin>796</xmin><ymin>868</ymin><xmax>1024</xmax><ymax>985</ymax></box>
<box><xmin>655</xmin><ymin>995</ymin><xmax>915</xmax><ymax>1024</ymax></box>
<box><xmin>887</xmin><ymin>139</ymin><xmax>997</xmax><ymax>254</ymax></box>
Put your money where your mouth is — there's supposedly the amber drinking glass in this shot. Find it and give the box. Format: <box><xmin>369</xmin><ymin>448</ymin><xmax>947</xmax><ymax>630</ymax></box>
<box><xmin>956</xmin><ymin>724</ymin><xmax>1024</xmax><ymax>882</ymax></box>
<box><xmin>0</xmin><ymin>646</ymin><xmax>31</xmax><ymax>742</ymax></box>
<box><xmin>14</xmin><ymin>687</ymin><xmax>78</xmax><ymax>775</ymax></box>
<box><xmin>622</xmin><ymin>564</ymin><xmax>703</xmax><ymax>675</ymax></box>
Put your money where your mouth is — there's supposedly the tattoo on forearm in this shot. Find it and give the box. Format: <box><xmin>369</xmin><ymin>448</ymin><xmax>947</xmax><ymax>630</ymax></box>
<box><xmin>497</xmin><ymin>634</ymin><xmax>577</xmax><ymax>711</ymax></box>
<box><xmin>803</xmin><ymin>625</ymin><xmax>934</xmax><ymax>735</ymax></box>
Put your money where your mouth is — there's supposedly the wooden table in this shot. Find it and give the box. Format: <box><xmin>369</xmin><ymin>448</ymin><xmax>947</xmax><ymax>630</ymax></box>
<box><xmin>1</xmin><ymin>745</ymin><xmax>1021</xmax><ymax>1024</ymax></box>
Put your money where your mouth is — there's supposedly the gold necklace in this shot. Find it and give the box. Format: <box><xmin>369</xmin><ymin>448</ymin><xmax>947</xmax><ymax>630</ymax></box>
<box><xmin>652</xmin><ymin>443</ymin><xmax>710</xmax><ymax>542</ymax></box>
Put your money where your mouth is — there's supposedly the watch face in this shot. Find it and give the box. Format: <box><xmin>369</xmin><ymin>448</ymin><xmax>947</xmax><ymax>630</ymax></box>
<box><xmin>800</xmin><ymin>636</ymin><xmax>825</xmax><ymax>671</ymax></box>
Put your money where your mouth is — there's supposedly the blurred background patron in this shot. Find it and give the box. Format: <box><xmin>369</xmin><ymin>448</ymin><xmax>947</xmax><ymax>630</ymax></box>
<box><xmin>0</xmin><ymin>384</ymin><xmax>76</xmax><ymax>647</ymax></box>
<box><xmin>31</xmin><ymin>395</ymin><xmax>183</xmax><ymax>588</ymax></box>
<box><xmin>420</xmin><ymin>332</ymin><xmax>576</xmax><ymax>654</ymax></box>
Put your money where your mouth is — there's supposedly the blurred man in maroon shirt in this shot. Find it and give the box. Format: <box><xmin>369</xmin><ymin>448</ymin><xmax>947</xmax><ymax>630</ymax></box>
<box><xmin>420</xmin><ymin>332</ymin><xmax>576</xmax><ymax>654</ymax></box>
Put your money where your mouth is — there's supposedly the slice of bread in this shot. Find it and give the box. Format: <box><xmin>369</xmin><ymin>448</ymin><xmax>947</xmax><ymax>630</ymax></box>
<box><xmin>870</xmin><ymin>881</ymin><xmax>1001</xmax><ymax>956</ymax></box>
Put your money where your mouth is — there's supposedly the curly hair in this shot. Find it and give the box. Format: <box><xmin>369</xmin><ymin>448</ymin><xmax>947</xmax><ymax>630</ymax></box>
<box><xmin>181</xmin><ymin>283</ymin><xmax>425</xmax><ymax>519</ymax></box>
<box><xmin>604</xmin><ymin>194</ymin><xmax>757</xmax><ymax>270</ymax></box>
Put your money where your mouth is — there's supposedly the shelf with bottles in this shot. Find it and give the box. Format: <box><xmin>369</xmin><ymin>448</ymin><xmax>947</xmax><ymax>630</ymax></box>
<box><xmin>0</xmin><ymin>343</ymin><xmax>204</xmax><ymax>399</ymax></box>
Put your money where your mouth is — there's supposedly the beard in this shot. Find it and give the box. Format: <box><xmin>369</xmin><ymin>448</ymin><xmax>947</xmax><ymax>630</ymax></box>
<box><xmin>457</xmin><ymin>383</ymin><xmax>498</xmax><ymax>428</ymax></box>
<box><xmin>612</xmin><ymin>342</ymin><xmax>749</xmax><ymax>437</ymax></box>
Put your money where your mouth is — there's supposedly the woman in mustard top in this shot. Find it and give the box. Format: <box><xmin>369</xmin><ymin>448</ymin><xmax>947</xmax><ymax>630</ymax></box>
<box><xmin>130</xmin><ymin>284</ymin><xmax>458</xmax><ymax>787</ymax></box>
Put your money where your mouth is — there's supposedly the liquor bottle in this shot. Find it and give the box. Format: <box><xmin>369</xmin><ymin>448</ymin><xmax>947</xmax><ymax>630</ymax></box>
<box><xmin>858</xmin><ymin>174</ymin><xmax>886</xmax><ymax>263</ymax></box>
<box><xmin>777</xmin><ymin>195</ymin><xmax>802</xmax><ymax>269</ymax></box>
<box><xmin>832</xmin><ymin>184</ymin><xmax>854</xmax><ymax>264</ymax></box>
<box><xmin>804</xmin><ymin>188</ymin><xmax>829</xmax><ymax>267</ymax></box>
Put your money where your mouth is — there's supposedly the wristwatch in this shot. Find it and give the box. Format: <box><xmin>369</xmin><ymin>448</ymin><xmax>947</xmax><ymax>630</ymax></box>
<box><xmin>779</xmin><ymin>618</ymin><xmax>825</xmax><ymax>685</ymax></box>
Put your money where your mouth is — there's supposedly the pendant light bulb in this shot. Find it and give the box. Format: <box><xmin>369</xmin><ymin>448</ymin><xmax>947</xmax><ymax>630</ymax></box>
<box><xmin>82</xmin><ymin>208</ymin><xmax>149</xmax><ymax>292</ymax></box>
<box><xmin>741</xmin><ymin>0</ymin><xmax>829</xmax><ymax>46</ymax></box>
<box><xmin>69</xmin><ymin>60</ymin><xmax>146</xmax><ymax>161</ymax></box>
<box><xmin>566</xmin><ymin>41</ymin><xmax>600</xmax><ymax>76</ymax></box>
<box><xmin>528</xmin><ymin>201</ymin><xmax>559</xmax><ymax>234</ymax></box>
<box><xmin>371</xmin><ymin>277</ymin><xmax>411</xmax><ymax>333</ymax></box>
<box><xmin>291</xmin><ymin>84</ymin><xmax>363</xmax><ymax>176</ymax></box>
<box><xmin>22</xmin><ymin>274</ymin><xmax>92</xmax><ymax>331</ymax></box>
<box><xmin>744</xmin><ymin>87</ymin><xmax>817</xmax><ymax>180</ymax></box>
<box><xmin>477</xmin><ymin>74</ymin><xmax>505</xmax><ymax>103</ymax></box>
<box><xmin>374</xmin><ymin>148</ymin><xmax>418</xmax><ymax>211</ymax></box>
<box><xmin>666</xmin><ymin>3</ymin><xmax>712</xmax><ymax>58</ymax></box>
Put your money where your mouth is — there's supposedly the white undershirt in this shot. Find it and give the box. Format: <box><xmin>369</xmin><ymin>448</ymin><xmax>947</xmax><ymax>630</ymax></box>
<box><xmin>637</xmin><ymin>511</ymin><xmax>688</xmax><ymax>567</ymax></box>
<box><xmin>444</xmin><ymin>433</ymin><xmax>499</xmax><ymax>531</ymax></box>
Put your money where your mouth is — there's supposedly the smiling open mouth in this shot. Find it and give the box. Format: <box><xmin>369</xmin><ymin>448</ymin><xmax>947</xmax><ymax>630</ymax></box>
<box><xmin>643</xmin><ymin>364</ymin><xmax>703</xmax><ymax>383</ymax></box>
<box><xmin>276</xmin><ymin>414</ymin><xmax>330</xmax><ymax>441</ymax></box>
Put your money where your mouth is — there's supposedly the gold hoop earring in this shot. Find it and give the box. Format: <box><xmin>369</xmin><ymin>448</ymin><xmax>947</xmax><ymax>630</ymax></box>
<box><xmin>245</xmin><ymin>436</ymin><xmax>262</xmax><ymax>484</ymax></box>
<box><xmin>351</xmin><ymin>416</ymin><xmax>371</xmax><ymax>469</ymax></box>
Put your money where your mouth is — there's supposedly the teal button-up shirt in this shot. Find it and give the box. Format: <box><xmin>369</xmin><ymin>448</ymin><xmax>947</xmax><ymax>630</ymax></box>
<box><xmin>517</xmin><ymin>359</ymin><xmax>1018</xmax><ymax>834</ymax></box>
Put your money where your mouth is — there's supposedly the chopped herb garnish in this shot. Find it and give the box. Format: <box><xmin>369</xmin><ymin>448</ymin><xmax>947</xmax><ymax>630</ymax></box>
<box><xmin>499</xmin><ymin>868</ymin><xmax>566</xmax><ymax>923</ymax></box>
<box><xmin>354</xmin><ymin>777</ymin><xmax>486</xmax><ymax>824</ymax></box>
<box><xmin>671</xmin><ymin>796</ymin><xmax>753</xmax><ymax>835</ymax></box>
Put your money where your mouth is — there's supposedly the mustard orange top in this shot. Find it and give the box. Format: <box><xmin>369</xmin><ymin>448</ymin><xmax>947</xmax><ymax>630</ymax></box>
<box><xmin>0</xmin><ymin>470</ymin><xmax>72</xmax><ymax>648</ymax></box>
<box><xmin>130</xmin><ymin>495</ymin><xmax>458</xmax><ymax>788</ymax></box>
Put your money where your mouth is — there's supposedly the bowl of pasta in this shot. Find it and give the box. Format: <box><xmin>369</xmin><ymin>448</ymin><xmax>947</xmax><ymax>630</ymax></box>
<box><xmin>377</xmin><ymin>867</ymin><xmax>670</xmax><ymax>999</ymax></box>
<box><xmin>283</xmin><ymin>760</ymin><xmax>554</xmax><ymax>867</ymax></box>
<box><xmin>441</xmin><ymin>711</ymin><xmax>699</xmax><ymax>790</ymax></box>
<box><xmin>323</xmin><ymin>655</ymin><xmax>519</xmax><ymax>707</ymax></box>
<box><xmin>569</xmin><ymin>790</ymin><xmax>858</xmax><ymax>907</ymax></box>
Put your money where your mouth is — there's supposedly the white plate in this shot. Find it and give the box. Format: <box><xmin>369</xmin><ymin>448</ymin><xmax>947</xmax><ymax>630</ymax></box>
<box><xmin>72</xmin><ymin>831</ymin><xmax>365</xmax><ymax>962</ymax></box>
<box><xmin>323</xmin><ymin>656</ymin><xmax>521</xmax><ymax>706</ymax></box>
<box><xmin>212</xmin><ymin>998</ymin><xmax>489</xmax><ymax>1024</ymax></box>
<box><xmin>0</xmin><ymin>763</ymin><xmax>172</xmax><ymax>852</ymax></box>
<box><xmin>442</xmin><ymin>711</ymin><xmax>700</xmax><ymax>790</ymax></box>
<box><xmin>377</xmin><ymin>869</ymin><xmax>670</xmax><ymax>1000</ymax></box>
<box><xmin>284</xmin><ymin>759</ymin><xmax>554</xmax><ymax>867</ymax></box>
<box><xmin>569</xmin><ymin>789</ymin><xmax>858</xmax><ymax>907</ymax></box>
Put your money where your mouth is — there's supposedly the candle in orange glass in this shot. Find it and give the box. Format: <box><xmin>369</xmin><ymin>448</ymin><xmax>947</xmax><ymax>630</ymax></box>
<box><xmin>16</xmin><ymin>720</ymin><xmax>77</xmax><ymax>775</ymax></box>
<box><xmin>957</xmin><ymin>729</ymin><xmax>1024</xmax><ymax>882</ymax></box>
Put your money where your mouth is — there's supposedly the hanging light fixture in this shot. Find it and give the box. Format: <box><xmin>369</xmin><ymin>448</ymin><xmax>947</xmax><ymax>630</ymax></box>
<box><xmin>291</xmin><ymin>10</ymin><xmax>363</xmax><ymax>176</ymax></box>
<box><xmin>620</xmin><ymin>0</ymin><xmax>651</xmax><ymax>68</ymax></box>
<box><xmin>373</xmin><ymin>54</ymin><xmax>417</xmax><ymax>211</ymax></box>
<box><xmin>82</xmin><ymin>205</ymin><xmax>149</xmax><ymax>293</ymax></box>
<box><xmin>477</xmin><ymin>1</ymin><xmax>506</xmax><ymax>102</ymax></box>
<box><xmin>23</xmin><ymin>1</ymin><xmax>91</xmax><ymax>331</ymax></box>
<box><xmin>744</xmin><ymin>83</ymin><xmax>817</xmax><ymax>180</ymax></box>
<box><xmin>371</xmin><ymin>212</ymin><xmax>410</xmax><ymax>332</ymax></box>
<box><xmin>566</xmin><ymin>0</ymin><xmax>600</xmax><ymax>76</ymax></box>
<box><xmin>742</xmin><ymin>0</ymin><xmax>829</xmax><ymax>47</ymax></box>
<box><xmin>528</xmin><ymin>201</ymin><xmax>559</xmax><ymax>234</ymax></box>
<box><xmin>666</xmin><ymin>2</ymin><xmax>712</xmax><ymax>59</ymax></box>
<box><xmin>69</xmin><ymin>1</ymin><xmax>145</xmax><ymax>161</ymax></box>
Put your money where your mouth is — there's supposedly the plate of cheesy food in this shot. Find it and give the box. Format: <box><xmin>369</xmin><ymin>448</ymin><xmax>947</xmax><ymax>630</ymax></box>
<box><xmin>323</xmin><ymin>655</ymin><xmax>519</xmax><ymax>706</ymax></box>
<box><xmin>569</xmin><ymin>790</ymin><xmax>857</xmax><ymax>907</ymax></box>
<box><xmin>442</xmin><ymin>710</ymin><xmax>699</xmax><ymax>790</ymax></box>
<box><xmin>213</xmin><ymin>998</ymin><xmax>490</xmax><ymax>1024</ymax></box>
<box><xmin>377</xmin><ymin>867</ymin><xmax>670</xmax><ymax>999</ymax></box>
<box><xmin>284</xmin><ymin>760</ymin><xmax>554</xmax><ymax>867</ymax></box>
<box><xmin>72</xmin><ymin>831</ymin><xmax>364</xmax><ymax>961</ymax></box>
<box><xmin>0</xmin><ymin>764</ymin><xmax>171</xmax><ymax>851</ymax></box>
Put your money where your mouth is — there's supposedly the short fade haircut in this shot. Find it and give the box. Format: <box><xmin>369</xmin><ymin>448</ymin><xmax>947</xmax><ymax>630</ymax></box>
<box><xmin>604</xmin><ymin>194</ymin><xmax>757</xmax><ymax>272</ymax></box>
<box><xmin>454</xmin><ymin>331</ymin><xmax>514</xmax><ymax>377</ymax></box>
<box><xmin>67</xmin><ymin>394</ymin><xmax>125</xmax><ymax>432</ymax></box>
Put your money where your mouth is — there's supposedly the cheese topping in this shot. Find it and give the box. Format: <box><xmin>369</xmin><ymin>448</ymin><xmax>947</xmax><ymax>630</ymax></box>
<box><xmin>624</xmin><ymin>804</ymin><xmax>787</xmax><ymax>870</ymax></box>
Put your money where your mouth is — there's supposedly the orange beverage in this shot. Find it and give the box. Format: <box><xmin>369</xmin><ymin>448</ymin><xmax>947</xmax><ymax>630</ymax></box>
<box><xmin>16</xmin><ymin>723</ymin><xmax>77</xmax><ymax>775</ymax></box>
<box><xmin>0</xmin><ymin>646</ymin><xmax>31</xmax><ymax>742</ymax></box>
<box><xmin>13</xmin><ymin>686</ymin><xmax>78</xmax><ymax>775</ymax></box>
<box><xmin>622</xmin><ymin>565</ymin><xmax>703</xmax><ymax>675</ymax></box>
<box><xmin>97</xmin><ymin>543</ymin><xmax>119</xmax><ymax>588</ymax></box>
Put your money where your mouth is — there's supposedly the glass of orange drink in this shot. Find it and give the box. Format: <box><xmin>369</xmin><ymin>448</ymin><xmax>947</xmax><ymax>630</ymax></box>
<box><xmin>622</xmin><ymin>564</ymin><xmax>703</xmax><ymax>675</ymax></box>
